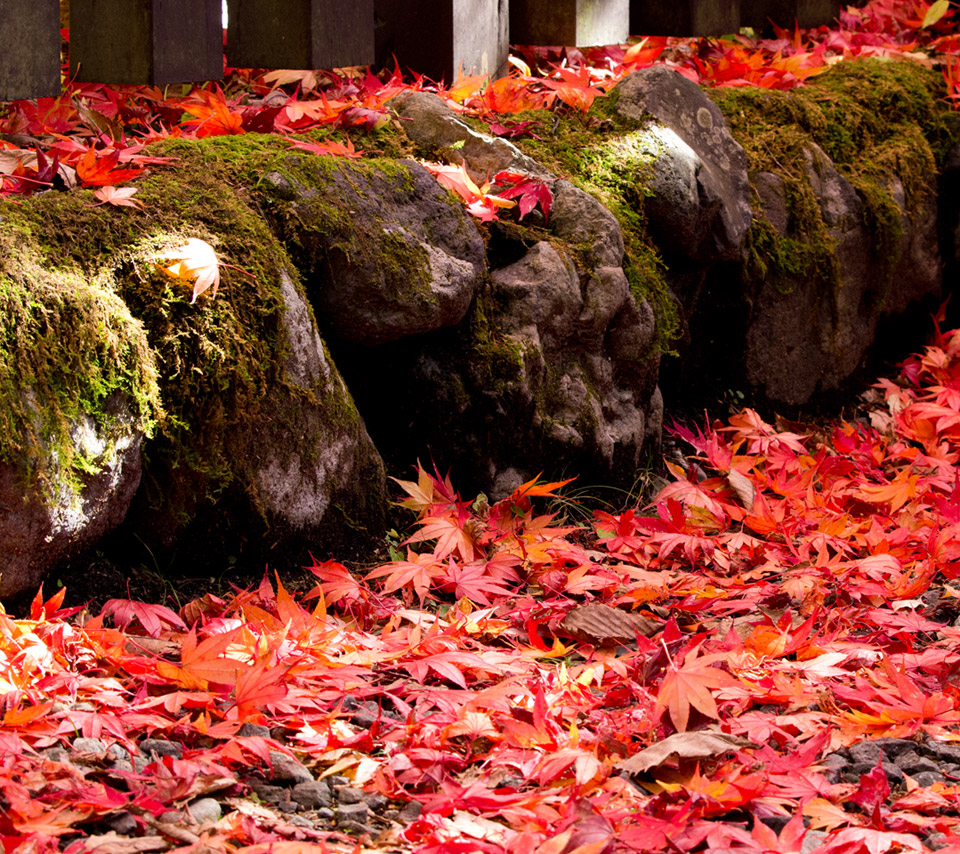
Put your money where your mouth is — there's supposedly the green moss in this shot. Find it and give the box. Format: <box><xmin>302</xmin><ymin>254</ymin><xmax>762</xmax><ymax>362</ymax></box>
<box><xmin>468</xmin><ymin>291</ymin><xmax>526</xmax><ymax>391</ymax></box>
<box><xmin>0</xmin><ymin>133</ymin><xmax>349</xmax><ymax>514</ymax></box>
<box><xmin>710</xmin><ymin>59</ymin><xmax>948</xmax><ymax>303</ymax></box>
<box><xmin>259</xmin><ymin>154</ymin><xmax>439</xmax><ymax>307</ymax></box>
<box><xmin>0</xmin><ymin>235</ymin><xmax>159</xmax><ymax>496</ymax></box>
<box><xmin>461</xmin><ymin>108</ymin><xmax>680</xmax><ymax>353</ymax></box>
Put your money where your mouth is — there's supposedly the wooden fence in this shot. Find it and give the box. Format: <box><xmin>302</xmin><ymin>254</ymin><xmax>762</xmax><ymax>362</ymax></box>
<box><xmin>0</xmin><ymin>0</ymin><xmax>846</xmax><ymax>102</ymax></box>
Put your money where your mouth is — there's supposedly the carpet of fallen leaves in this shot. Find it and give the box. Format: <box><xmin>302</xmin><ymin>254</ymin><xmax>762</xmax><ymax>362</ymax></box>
<box><xmin>2</xmin><ymin>0</ymin><xmax>960</xmax><ymax>212</ymax></box>
<box><xmin>5</xmin><ymin>317</ymin><xmax>960</xmax><ymax>852</ymax></box>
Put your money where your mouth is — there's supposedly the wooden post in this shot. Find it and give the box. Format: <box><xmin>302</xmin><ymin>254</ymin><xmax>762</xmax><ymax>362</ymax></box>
<box><xmin>70</xmin><ymin>0</ymin><xmax>222</xmax><ymax>85</ymax></box>
<box><xmin>376</xmin><ymin>0</ymin><xmax>510</xmax><ymax>83</ymax></box>
<box><xmin>0</xmin><ymin>0</ymin><xmax>61</xmax><ymax>99</ymax></box>
<box><xmin>226</xmin><ymin>0</ymin><xmax>374</xmax><ymax>70</ymax></box>
<box><xmin>631</xmin><ymin>0</ymin><xmax>740</xmax><ymax>36</ymax></box>
<box><xmin>741</xmin><ymin>0</ymin><xmax>841</xmax><ymax>30</ymax></box>
<box><xmin>510</xmin><ymin>0</ymin><xmax>629</xmax><ymax>47</ymax></box>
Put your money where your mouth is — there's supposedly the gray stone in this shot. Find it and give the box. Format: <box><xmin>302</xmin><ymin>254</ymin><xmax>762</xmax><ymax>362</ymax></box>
<box><xmin>614</xmin><ymin>66</ymin><xmax>752</xmax><ymax>263</ymax></box>
<box><xmin>187</xmin><ymin>797</ymin><xmax>222</xmax><ymax>824</ymax></box>
<box><xmin>104</xmin><ymin>811</ymin><xmax>139</xmax><ymax>835</ymax></box>
<box><xmin>248</xmin><ymin>781</ymin><xmax>286</xmax><ymax>803</ymax></box>
<box><xmin>268</xmin><ymin>750</ymin><xmax>314</xmax><ymax>785</ymax></box>
<box><xmin>0</xmin><ymin>391</ymin><xmax>145</xmax><ymax>599</ymax></box>
<box><xmin>336</xmin><ymin>786</ymin><xmax>364</xmax><ymax>805</ymax></box>
<box><xmin>913</xmin><ymin>772</ymin><xmax>946</xmax><ymax>787</ymax></box>
<box><xmin>364</xmin><ymin>793</ymin><xmax>389</xmax><ymax>813</ymax></box>
<box><xmin>265</xmin><ymin>158</ymin><xmax>487</xmax><ymax>347</ymax></box>
<box><xmin>549</xmin><ymin>180</ymin><xmax>626</xmax><ymax>268</ymax></box>
<box><xmin>400</xmin><ymin>800</ymin><xmax>423</xmax><ymax>821</ymax></box>
<box><xmin>337</xmin><ymin>802</ymin><xmax>370</xmax><ymax>824</ymax></box>
<box><xmin>292</xmin><ymin>780</ymin><xmax>333</xmax><ymax>809</ymax></box>
<box><xmin>128</xmin><ymin>263</ymin><xmax>388</xmax><ymax>566</ymax></box>
<box><xmin>847</xmin><ymin>741</ymin><xmax>883</xmax><ymax>765</ymax></box>
<box><xmin>237</xmin><ymin>723</ymin><xmax>271</xmax><ymax>739</ymax></box>
<box><xmin>894</xmin><ymin>751</ymin><xmax>940</xmax><ymax>775</ymax></box>
<box><xmin>923</xmin><ymin>741</ymin><xmax>960</xmax><ymax>764</ymax></box>
<box><xmin>741</xmin><ymin>142</ymin><xmax>941</xmax><ymax>406</ymax></box>
<box><xmin>873</xmin><ymin>738</ymin><xmax>920</xmax><ymax>759</ymax></box>
<box><xmin>139</xmin><ymin>739</ymin><xmax>182</xmax><ymax>760</ymax></box>
<box><xmin>390</xmin><ymin>91</ymin><xmax>545</xmax><ymax>183</ymax></box>
<box><xmin>72</xmin><ymin>737</ymin><xmax>107</xmax><ymax>755</ymax></box>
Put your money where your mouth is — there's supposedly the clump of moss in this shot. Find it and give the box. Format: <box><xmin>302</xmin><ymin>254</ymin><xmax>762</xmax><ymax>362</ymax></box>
<box><xmin>711</xmin><ymin>58</ymin><xmax>949</xmax><ymax>299</ymax></box>
<box><xmin>0</xmin><ymin>231</ymin><xmax>159</xmax><ymax>495</ymax></box>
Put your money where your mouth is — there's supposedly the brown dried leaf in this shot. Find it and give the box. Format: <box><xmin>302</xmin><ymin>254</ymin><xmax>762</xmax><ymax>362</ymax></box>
<box><xmin>561</xmin><ymin>602</ymin><xmax>660</xmax><ymax>644</ymax></box>
<box><xmin>725</xmin><ymin>469</ymin><xmax>755</xmax><ymax>511</ymax></box>
<box><xmin>69</xmin><ymin>831</ymin><xmax>169</xmax><ymax>853</ymax></box>
<box><xmin>617</xmin><ymin>731</ymin><xmax>755</xmax><ymax>775</ymax></box>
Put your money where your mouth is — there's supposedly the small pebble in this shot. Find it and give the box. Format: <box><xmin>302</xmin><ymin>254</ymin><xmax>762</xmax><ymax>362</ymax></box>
<box><xmin>894</xmin><ymin>751</ymin><xmax>940</xmax><ymax>775</ymax></box>
<box><xmin>104</xmin><ymin>811</ymin><xmax>138</xmax><ymax>835</ymax></box>
<box><xmin>847</xmin><ymin>742</ymin><xmax>882</xmax><ymax>765</ymax></box>
<box><xmin>140</xmin><ymin>738</ymin><xmax>183</xmax><ymax>759</ymax></box>
<box><xmin>925</xmin><ymin>742</ymin><xmax>960</xmax><ymax>764</ymax></box>
<box><xmin>365</xmin><ymin>793</ymin><xmax>389</xmax><ymax>813</ymax></box>
<box><xmin>238</xmin><ymin>723</ymin><xmax>271</xmax><ymax>739</ymax></box>
<box><xmin>336</xmin><ymin>786</ymin><xmax>364</xmax><ymax>805</ymax></box>
<box><xmin>400</xmin><ymin>801</ymin><xmax>423</xmax><ymax>821</ymax></box>
<box><xmin>268</xmin><ymin>750</ymin><xmax>313</xmax><ymax>785</ymax></box>
<box><xmin>316</xmin><ymin>807</ymin><xmax>335</xmax><ymax>821</ymax></box>
<box><xmin>338</xmin><ymin>803</ymin><xmax>369</xmax><ymax>824</ymax></box>
<box><xmin>188</xmin><ymin>797</ymin><xmax>222</xmax><ymax>824</ymax></box>
<box><xmin>913</xmin><ymin>771</ymin><xmax>946</xmax><ymax>787</ymax></box>
<box><xmin>72</xmin><ymin>737</ymin><xmax>107</xmax><ymax>755</ymax></box>
<box><xmin>292</xmin><ymin>780</ymin><xmax>332</xmax><ymax>809</ymax></box>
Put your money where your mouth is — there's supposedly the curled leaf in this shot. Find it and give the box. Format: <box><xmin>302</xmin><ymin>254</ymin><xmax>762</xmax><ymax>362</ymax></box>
<box><xmin>157</xmin><ymin>238</ymin><xmax>221</xmax><ymax>303</ymax></box>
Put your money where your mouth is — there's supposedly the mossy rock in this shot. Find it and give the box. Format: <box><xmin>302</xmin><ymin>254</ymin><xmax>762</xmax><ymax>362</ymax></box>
<box><xmin>0</xmin><ymin>134</ymin><xmax>387</xmax><ymax>593</ymax></box>
<box><xmin>257</xmin><ymin>153</ymin><xmax>487</xmax><ymax>346</ymax></box>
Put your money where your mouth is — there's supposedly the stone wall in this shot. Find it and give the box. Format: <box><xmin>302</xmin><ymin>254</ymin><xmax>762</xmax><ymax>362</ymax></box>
<box><xmin>0</xmin><ymin>58</ymin><xmax>954</xmax><ymax>598</ymax></box>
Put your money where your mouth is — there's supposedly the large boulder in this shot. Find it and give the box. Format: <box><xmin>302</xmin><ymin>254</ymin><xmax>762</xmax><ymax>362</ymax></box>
<box><xmin>261</xmin><ymin>156</ymin><xmax>487</xmax><ymax>347</ymax></box>
<box><xmin>327</xmin><ymin>92</ymin><xmax>664</xmax><ymax>496</ymax></box>
<box><xmin>613</xmin><ymin>66</ymin><xmax>753</xmax><ymax>264</ymax></box>
<box><xmin>0</xmin><ymin>143</ymin><xmax>390</xmax><ymax>598</ymax></box>
<box><xmin>743</xmin><ymin>145</ymin><xmax>941</xmax><ymax>404</ymax></box>
<box><xmin>0</xmin><ymin>248</ymin><xmax>157</xmax><ymax>598</ymax></box>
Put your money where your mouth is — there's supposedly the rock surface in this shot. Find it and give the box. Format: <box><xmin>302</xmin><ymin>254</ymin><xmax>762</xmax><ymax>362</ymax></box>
<box><xmin>614</xmin><ymin>66</ymin><xmax>753</xmax><ymax>263</ymax></box>
<box><xmin>0</xmin><ymin>59</ymin><xmax>953</xmax><ymax>596</ymax></box>
<box><xmin>263</xmin><ymin>157</ymin><xmax>487</xmax><ymax>347</ymax></box>
<box><xmin>743</xmin><ymin>145</ymin><xmax>941</xmax><ymax>405</ymax></box>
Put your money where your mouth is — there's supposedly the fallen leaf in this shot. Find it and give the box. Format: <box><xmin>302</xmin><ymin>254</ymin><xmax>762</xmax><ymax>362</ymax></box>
<box><xmin>91</xmin><ymin>185</ymin><xmax>143</xmax><ymax>208</ymax></box>
<box><xmin>617</xmin><ymin>731</ymin><xmax>755</xmax><ymax>774</ymax></box>
<box><xmin>561</xmin><ymin>602</ymin><xmax>660</xmax><ymax>644</ymax></box>
<box><xmin>157</xmin><ymin>238</ymin><xmax>221</xmax><ymax>303</ymax></box>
